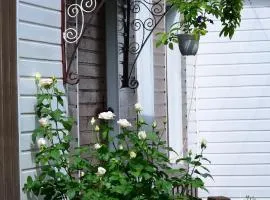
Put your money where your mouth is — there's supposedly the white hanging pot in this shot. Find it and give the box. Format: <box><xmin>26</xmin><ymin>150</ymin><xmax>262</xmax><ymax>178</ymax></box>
<box><xmin>177</xmin><ymin>33</ymin><xmax>200</xmax><ymax>56</ymax></box>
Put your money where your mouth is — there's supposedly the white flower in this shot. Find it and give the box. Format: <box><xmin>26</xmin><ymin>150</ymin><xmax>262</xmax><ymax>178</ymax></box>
<box><xmin>98</xmin><ymin>111</ymin><xmax>115</xmax><ymax>120</ymax></box>
<box><xmin>90</xmin><ymin>117</ymin><xmax>95</xmax><ymax>125</ymax></box>
<box><xmin>40</xmin><ymin>78</ymin><xmax>53</xmax><ymax>87</ymax></box>
<box><xmin>94</xmin><ymin>143</ymin><xmax>102</xmax><ymax>150</ymax></box>
<box><xmin>129</xmin><ymin>151</ymin><xmax>137</xmax><ymax>159</ymax></box>
<box><xmin>80</xmin><ymin>171</ymin><xmax>85</xmax><ymax>177</ymax></box>
<box><xmin>117</xmin><ymin>119</ymin><xmax>132</xmax><ymax>128</ymax></box>
<box><xmin>37</xmin><ymin>138</ymin><xmax>47</xmax><ymax>148</ymax></box>
<box><xmin>39</xmin><ymin>118</ymin><xmax>48</xmax><ymax>127</ymax></box>
<box><xmin>139</xmin><ymin>118</ymin><xmax>145</xmax><ymax>124</ymax></box>
<box><xmin>35</xmin><ymin>72</ymin><xmax>41</xmax><ymax>80</ymax></box>
<box><xmin>138</xmin><ymin>131</ymin><xmax>147</xmax><ymax>140</ymax></box>
<box><xmin>201</xmin><ymin>138</ymin><xmax>207</xmax><ymax>148</ymax></box>
<box><xmin>62</xmin><ymin>195</ymin><xmax>69</xmax><ymax>200</ymax></box>
<box><xmin>134</xmin><ymin>103</ymin><xmax>143</xmax><ymax>112</ymax></box>
<box><xmin>96</xmin><ymin>167</ymin><xmax>106</xmax><ymax>176</ymax></box>
<box><xmin>94</xmin><ymin>125</ymin><xmax>100</xmax><ymax>132</ymax></box>
<box><xmin>152</xmin><ymin>121</ymin><xmax>157</xmax><ymax>129</ymax></box>
<box><xmin>118</xmin><ymin>144</ymin><xmax>124</xmax><ymax>150</ymax></box>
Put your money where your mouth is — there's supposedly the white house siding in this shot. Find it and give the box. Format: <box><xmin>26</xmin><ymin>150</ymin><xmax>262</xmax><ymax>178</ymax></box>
<box><xmin>186</xmin><ymin>0</ymin><xmax>270</xmax><ymax>199</ymax></box>
<box><xmin>17</xmin><ymin>0</ymin><xmax>63</xmax><ymax>199</ymax></box>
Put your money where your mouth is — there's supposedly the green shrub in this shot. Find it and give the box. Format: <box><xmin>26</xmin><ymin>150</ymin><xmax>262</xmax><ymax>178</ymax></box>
<box><xmin>23</xmin><ymin>75</ymin><xmax>212</xmax><ymax>200</ymax></box>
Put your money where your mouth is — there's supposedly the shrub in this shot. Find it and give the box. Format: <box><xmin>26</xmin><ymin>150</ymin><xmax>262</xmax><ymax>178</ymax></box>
<box><xmin>23</xmin><ymin>76</ymin><xmax>211</xmax><ymax>200</ymax></box>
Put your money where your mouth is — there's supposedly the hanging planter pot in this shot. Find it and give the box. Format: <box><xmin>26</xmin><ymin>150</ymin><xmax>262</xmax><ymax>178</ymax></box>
<box><xmin>177</xmin><ymin>33</ymin><xmax>200</xmax><ymax>56</ymax></box>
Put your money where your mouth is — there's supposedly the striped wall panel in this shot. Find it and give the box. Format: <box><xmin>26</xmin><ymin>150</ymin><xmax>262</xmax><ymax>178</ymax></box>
<box><xmin>186</xmin><ymin>0</ymin><xmax>270</xmax><ymax>198</ymax></box>
<box><xmin>17</xmin><ymin>1</ymin><xmax>63</xmax><ymax>199</ymax></box>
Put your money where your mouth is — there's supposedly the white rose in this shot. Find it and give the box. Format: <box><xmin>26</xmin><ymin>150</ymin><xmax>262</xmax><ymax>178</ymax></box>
<box><xmin>39</xmin><ymin>118</ymin><xmax>48</xmax><ymax>127</ymax></box>
<box><xmin>134</xmin><ymin>103</ymin><xmax>143</xmax><ymax>112</ymax></box>
<box><xmin>139</xmin><ymin>118</ymin><xmax>145</xmax><ymax>124</ymax></box>
<box><xmin>98</xmin><ymin>111</ymin><xmax>115</xmax><ymax>120</ymax></box>
<box><xmin>96</xmin><ymin>167</ymin><xmax>106</xmax><ymax>176</ymax></box>
<box><xmin>117</xmin><ymin>119</ymin><xmax>132</xmax><ymax>128</ymax></box>
<box><xmin>40</xmin><ymin>78</ymin><xmax>53</xmax><ymax>87</ymax></box>
<box><xmin>129</xmin><ymin>151</ymin><xmax>137</xmax><ymax>159</ymax></box>
<box><xmin>37</xmin><ymin>138</ymin><xmax>47</xmax><ymax>148</ymax></box>
<box><xmin>138</xmin><ymin>131</ymin><xmax>147</xmax><ymax>140</ymax></box>
<box><xmin>90</xmin><ymin>117</ymin><xmax>95</xmax><ymax>125</ymax></box>
<box><xmin>118</xmin><ymin>144</ymin><xmax>124</xmax><ymax>150</ymax></box>
<box><xmin>80</xmin><ymin>171</ymin><xmax>85</xmax><ymax>177</ymax></box>
<box><xmin>201</xmin><ymin>138</ymin><xmax>207</xmax><ymax>148</ymax></box>
<box><xmin>35</xmin><ymin>72</ymin><xmax>41</xmax><ymax>80</ymax></box>
<box><xmin>94</xmin><ymin>143</ymin><xmax>102</xmax><ymax>150</ymax></box>
<box><xmin>152</xmin><ymin>121</ymin><xmax>157</xmax><ymax>129</ymax></box>
<box><xmin>94</xmin><ymin>125</ymin><xmax>100</xmax><ymax>132</ymax></box>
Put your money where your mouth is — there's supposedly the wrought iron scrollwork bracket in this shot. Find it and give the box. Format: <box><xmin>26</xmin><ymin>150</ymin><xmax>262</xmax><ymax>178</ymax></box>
<box><xmin>61</xmin><ymin>0</ymin><xmax>106</xmax><ymax>85</ymax></box>
<box><xmin>61</xmin><ymin>0</ymin><xmax>171</xmax><ymax>87</ymax></box>
<box><xmin>120</xmin><ymin>0</ymin><xmax>172</xmax><ymax>89</ymax></box>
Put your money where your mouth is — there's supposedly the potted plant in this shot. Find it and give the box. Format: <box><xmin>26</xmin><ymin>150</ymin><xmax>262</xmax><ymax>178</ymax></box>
<box><xmin>157</xmin><ymin>0</ymin><xmax>243</xmax><ymax>56</ymax></box>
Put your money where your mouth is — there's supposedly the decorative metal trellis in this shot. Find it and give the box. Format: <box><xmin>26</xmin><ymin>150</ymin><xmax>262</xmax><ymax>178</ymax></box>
<box><xmin>61</xmin><ymin>0</ymin><xmax>106</xmax><ymax>85</ymax></box>
<box><xmin>62</xmin><ymin>0</ymin><xmax>171</xmax><ymax>88</ymax></box>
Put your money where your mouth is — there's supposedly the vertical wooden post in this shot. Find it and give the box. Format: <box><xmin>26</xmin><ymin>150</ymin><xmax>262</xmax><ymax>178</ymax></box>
<box><xmin>105</xmin><ymin>0</ymin><xmax>120</xmax><ymax>136</ymax></box>
<box><xmin>0</xmin><ymin>0</ymin><xmax>20</xmax><ymax>199</ymax></box>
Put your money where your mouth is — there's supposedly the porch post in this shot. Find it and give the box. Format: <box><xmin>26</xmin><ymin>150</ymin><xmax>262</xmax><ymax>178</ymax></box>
<box><xmin>0</xmin><ymin>0</ymin><xmax>20</xmax><ymax>199</ymax></box>
<box><xmin>105</xmin><ymin>1</ymin><xmax>120</xmax><ymax>126</ymax></box>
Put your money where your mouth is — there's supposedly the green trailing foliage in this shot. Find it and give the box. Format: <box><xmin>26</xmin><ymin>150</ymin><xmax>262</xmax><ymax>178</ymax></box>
<box><xmin>156</xmin><ymin>0</ymin><xmax>243</xmax><ymax>49</ymax></box>
<box><xmin>23</xmin><ymin>75</ymin><xmax>212</xmax><ymax>200</ymax></box>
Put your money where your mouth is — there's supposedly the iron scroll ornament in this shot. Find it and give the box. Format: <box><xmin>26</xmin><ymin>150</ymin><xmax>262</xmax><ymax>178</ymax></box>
<box><xmin>61</xmin><ymin>0</ymin><xmax>106</xmax><ymax>85</ymax></box>
<box><xmin>62</xmin><ymin>0</ymin><xmax>171</xmax><ymax>87</ymax></box>
<box><xmin>120</xmin><ymin>0</ymin><xmax>172</xmax><ymax>89</ymax></box>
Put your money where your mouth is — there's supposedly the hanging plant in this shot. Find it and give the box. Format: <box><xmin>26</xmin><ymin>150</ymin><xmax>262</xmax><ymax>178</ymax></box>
<box><xmin>156</xmin><ymin>0</ymin><xmax>243</xmax><ymax>55</ymax></box>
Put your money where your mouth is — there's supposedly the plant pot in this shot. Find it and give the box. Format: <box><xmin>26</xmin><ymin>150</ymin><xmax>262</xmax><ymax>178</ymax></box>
<box><xmin>177</xmin><ymin>34</ymin><xmax>199</xmax><ymax>56</ymax></box>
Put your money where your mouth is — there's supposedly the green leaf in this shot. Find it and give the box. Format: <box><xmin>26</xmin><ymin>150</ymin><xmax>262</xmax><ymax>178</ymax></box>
<box><xmin>67</xmin><ymin>189</ymin><xmax>76</xmax><ymax>199</ymax></box>
<box><xmin>27</xmin><ymin>176</ymin><xmax>33</xmax><ymax>185</ymax></box>
<box><xmin>168</xmin><ymin>42</ymin><xmax>174</xmax><ymax>50</ymax></box>
<box><xmin>61</xmin><ymin>118</ymin><xmax>73</xmax><ymax>132</ymax></box>
<box><xmin>57</xmin><ymin>95</ymin><xmax>64</xmax><ymax>107</ymax></box>
<box><xmin>50</xmin><ymin>109</ymin><xmax>63</xmax><ymax>121</ymax></box>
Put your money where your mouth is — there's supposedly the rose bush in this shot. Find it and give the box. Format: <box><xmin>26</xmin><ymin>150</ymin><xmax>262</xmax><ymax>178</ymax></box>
<box><xmin>23</xmin><ymin>75</ymin><xmax>212</xmax><ymax>200</ymax></box>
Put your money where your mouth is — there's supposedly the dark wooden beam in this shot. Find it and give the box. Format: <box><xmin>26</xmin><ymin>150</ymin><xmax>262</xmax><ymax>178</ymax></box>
<box><xmin>208</xmin><ymin>197</ymin><xmax>231</xmax><ymax>200</ymax></box>
<box><xmin>0</xmin><ymin>0</ymin><xmax>20</xmax><ymax>199</ymax></box>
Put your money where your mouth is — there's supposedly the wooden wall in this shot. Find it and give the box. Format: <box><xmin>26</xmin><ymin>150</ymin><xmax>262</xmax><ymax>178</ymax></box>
<box><xmin>153</xmin><ymin>0</ymin><xmax>167</xmax><ymax>135</ymax></box>
<box><xmin>0</xmin><ymin>0</ymin><xmax>20</xmax><ymax>199</ymax></box>
<box><xmin>78</xmin><ymin>7</ymin><xmax>107</xmax><ymax>145</ymax></box>
<box><xmin>67</xmin><ymin>0</ymin><xmax>107</xmax><ymax>146</ymax></box>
